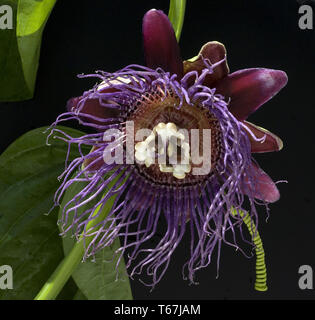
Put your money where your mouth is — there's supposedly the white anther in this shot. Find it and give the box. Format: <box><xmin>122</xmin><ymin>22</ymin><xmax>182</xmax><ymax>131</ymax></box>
<box><xmin>173</xmin><ymin>172</ymin><xmax>186</xmax><ymax>179</ymax></box>
<box><xmin>159</xmin><ymin>164</ymin><xmax>174</xmax><ymax>173</ymax></box>
<box><xmin>135</xmin><ymin>122</ymin><xmax>192</xmax><ymax>179</ymax></box>
<box><xmin>135</xmin><ymin>141</ymin><xmax>147</xmax><ymax>153</ymax></box>
<box><xmin>145</xmin><ymin>158</ymin><xmax>154</xmax><ymax>168</ymax></box>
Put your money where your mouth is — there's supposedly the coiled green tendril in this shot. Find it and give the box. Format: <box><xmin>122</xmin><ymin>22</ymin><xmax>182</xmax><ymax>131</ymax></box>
<box><xmin>231</xmin><ymin>208</ymin><xmax>268</xmax><ymax>292</ymax></box>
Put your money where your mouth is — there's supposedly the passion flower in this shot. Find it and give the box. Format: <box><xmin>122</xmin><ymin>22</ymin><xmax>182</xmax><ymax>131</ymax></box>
<box><xmin>50</xmin><ymin>9</ymin><xmax>287</xmax><ymax>288</ymax></box>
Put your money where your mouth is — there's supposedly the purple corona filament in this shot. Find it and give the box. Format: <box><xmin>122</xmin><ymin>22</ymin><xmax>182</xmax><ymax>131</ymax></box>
<box><xmin>48</xmin><ymin>9</ymin><xmax>287</xmax><ymax>289</ymax></box>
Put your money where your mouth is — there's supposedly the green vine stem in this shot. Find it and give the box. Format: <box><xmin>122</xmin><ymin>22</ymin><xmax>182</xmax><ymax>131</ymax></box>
<box><xmin>34</xmin><ymin>240</ymin><xmax>85</xmax><ymax>300</ymax></box>
<box><xmin>231</xmin><ymin>208</ymin><xmax>268</xmax><ymax>291</ymax></box>
<box><xmin>35</xmin><ymin>173</ymin><xmax>123</xmax><ymax>300</ymax></box>
<box><xmin>168</xmin><ymin>0</ymin><xmax>186</xmax><ymax>41</ymax></box>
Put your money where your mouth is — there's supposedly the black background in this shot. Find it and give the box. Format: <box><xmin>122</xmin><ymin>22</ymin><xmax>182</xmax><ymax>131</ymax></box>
<box><xmin>0</xmin><ymin>0</ymin><xmax>315</xmax><ymax>300</ymax></box>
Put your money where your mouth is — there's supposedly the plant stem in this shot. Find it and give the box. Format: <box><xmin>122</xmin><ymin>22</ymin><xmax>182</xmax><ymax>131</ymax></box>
<box><xmin>35</xmin><ymin>172</ymin><xmax>123</xmax><ymax>300</ymax></box>
<box><xmin>35</xmin><ymin>201</ymin><xmax>109</xmax><ymax>300</ymax></box>
<box><xmin>231</xmin><ymin>208</ymin><xmax>268</xmax><ymax>292</ymax></box>
<box><xmin>168</xmin><ymin>0</ymin><xmax>186</xmax><ymax>41</ymax></box>
<box><xmin>34</xmin><ymin>241</ymin><xmax>84</xmax><ymax>300</ymax></box>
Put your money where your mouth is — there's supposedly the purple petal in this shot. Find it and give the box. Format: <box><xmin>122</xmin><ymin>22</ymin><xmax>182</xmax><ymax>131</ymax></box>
<box><xmin>143</xmin><ymin>9</ymin><xmax>183</xmax><ymax>78</ymax></box>
<box><xmin>243</xmin><ymin>121</ymin><xmax>283</xmax><ymax>153</ymax></box>
<box><xmin>215</xmin><ymin>68</ymin><xmax>288</xmax><ymax>120</ymax></box>
<box><xmin>183</xmin><ymin>41</ymin><xmax>229</xmax><ymax>86</ymax></box>
<box><xmin>242</xmin><ymin>162</ymin><xmax>280</xmax><ymax>203</ymax></box>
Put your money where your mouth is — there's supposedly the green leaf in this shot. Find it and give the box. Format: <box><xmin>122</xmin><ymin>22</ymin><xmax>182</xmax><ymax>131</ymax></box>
<box><xmin>56</xmin><ymin>278</ymin><xmax>81</xmax><ymax>300</ymax></box>
<box><xmin>72</xmin><ymin>289</ymin><xmax>87</xmax><ymax>300</ymax></box>
<box><xmin>0</xmin><ymin>0</ymin><xmax>56</xmax><ymax>101</ymax></box>
<box><xmin>58</xmin><ymin>175</ymin><xmax>133</xmax><ymax>300</ymax></box>
<box><xmin>0</xmin><ymin>126</ymin><xmax>88</xmax><ymax>299</ymax></box>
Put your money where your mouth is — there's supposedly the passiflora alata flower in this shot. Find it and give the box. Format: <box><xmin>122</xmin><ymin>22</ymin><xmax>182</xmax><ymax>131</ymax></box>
<box><xmin>50</xmin><ymin>9</ymin><xmax>287</xmax><ymax>288</ymax></box>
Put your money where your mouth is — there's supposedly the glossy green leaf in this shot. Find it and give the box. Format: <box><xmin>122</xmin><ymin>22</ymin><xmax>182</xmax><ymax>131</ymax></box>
<box><xmin>58</xmin><ymin>175</ymin><xmax>133</xmax><ymax>300</ymax></box>
<box><xmin>0</xmin><ymin>126</ymin><xmax>88</xmax><ymax>299</ymax></box>
<box><xmin>0</xmin><ymin>0</ymin><xmax>56</xmax><ymax>101</ymax></box>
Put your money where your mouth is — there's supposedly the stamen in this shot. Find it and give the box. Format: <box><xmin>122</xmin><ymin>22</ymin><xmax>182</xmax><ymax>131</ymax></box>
<box><xmin>135</xmin><ymin>122</ymin><xmax>191</xmax><ymax>179</ymax></box>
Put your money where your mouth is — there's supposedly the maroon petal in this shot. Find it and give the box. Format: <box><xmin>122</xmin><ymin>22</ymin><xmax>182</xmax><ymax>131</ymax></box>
<box><xmin>242</xmin><ymin>162</ymin><xmax>280</xmax><ymax>203</ymax></box>
<box><xmin>67</xmin><ymin>86</ymin><xmax>120</xmax><ymax>125</ymax></box>
<box><xmin>66</xmin><ymin>96</ymin><xmax>80</xmax><ymax>112</ymax></box>
<box><xmin>215</xmin><ymin>68</ymin><xmax>288</xmax><ymax>121</ymax></box>
<box><xmin>243</xmin><ymin>121</ymin><xmax>283</xmax><ymax>153</ymax></box>
<box><xmin>143</xmin><ymin>9</ymin><xmax>183</xmax><ymax>78</ymax></box>
<box><xmin>183</xmin><ymin>41</ymin><xmax>229</xmax><ymax>86</ymax></box>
